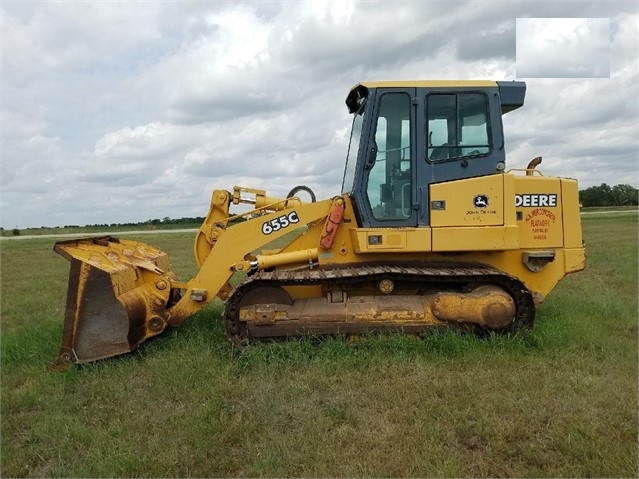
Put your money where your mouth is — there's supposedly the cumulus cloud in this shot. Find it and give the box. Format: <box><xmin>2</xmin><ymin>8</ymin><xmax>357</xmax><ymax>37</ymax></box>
<box><xmin>1</xmin><ymin>2</ymin><xmax>164</xmax><ymax>87</ymax></box>
<box><xmin>1</xmin><ymin>1</ymin><xmax>637</xmax><ymax>228</ymax></box>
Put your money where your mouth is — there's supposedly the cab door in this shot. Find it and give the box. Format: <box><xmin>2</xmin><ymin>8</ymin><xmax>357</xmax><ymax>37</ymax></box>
<box><xmin>353</xmin><ymin>88</ymin><xmax>418</xmax><ymax>227</ymax></box>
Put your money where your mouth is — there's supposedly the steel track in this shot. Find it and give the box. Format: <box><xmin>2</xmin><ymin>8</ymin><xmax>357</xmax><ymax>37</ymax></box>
<box><xmin>223</xmin><ymin>263</ymin><xmax>535</xmax><ymax>347</ymax></box>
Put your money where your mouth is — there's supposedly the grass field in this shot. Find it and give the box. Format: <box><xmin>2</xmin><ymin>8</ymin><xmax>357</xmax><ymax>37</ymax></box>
<box><xmin>1</xmin><ymin>213</ymin><xmax>637</xmax><ymax>477</ymax></box>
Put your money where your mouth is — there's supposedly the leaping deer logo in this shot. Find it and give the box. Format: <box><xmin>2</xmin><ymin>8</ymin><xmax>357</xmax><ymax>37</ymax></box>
<box><xmin>474</xmin><ymin>195</ymin><xmax>489</xmax><ymax>208</ymax></box>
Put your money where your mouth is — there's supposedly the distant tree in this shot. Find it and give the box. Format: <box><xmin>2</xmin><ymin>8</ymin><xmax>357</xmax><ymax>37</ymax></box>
<box><xmin>579</xmin><ymin>183</ymin><xmax>638</xmax><ymax>207</ymax></box>
<box><xmin>611</xmin><ymin>184</ymin><xmax>639</xmax><ymax>206</ymax></box>
<box><xmin>579</xmin><ymin>185</ymin><xmax>602</xmax><ymax>207</ymax></box>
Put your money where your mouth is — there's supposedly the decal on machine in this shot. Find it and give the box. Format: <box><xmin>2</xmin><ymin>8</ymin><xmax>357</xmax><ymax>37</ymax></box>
<box><xmin>261</xmin><ymin>211</ymin><xmax>300</xmax><ymax>235</ymax></box>
<box><xmin>525</xmin><ymin>208</ymin><xmax>557</xmax><ymax>241</ymax></box>
<box><xmin>473</xmin><ymin>195</ymin><xmax>489</xmax><ymax>208</ymax></box>
<box><xmin>466</xmin><ymin>194</ymin><xmax>496</xmax><ymax>216</ymax></box>
<box><xmin>515</xmin><ymin>194</ymin><xmax>557</xmax><ymax>207</ymax></box>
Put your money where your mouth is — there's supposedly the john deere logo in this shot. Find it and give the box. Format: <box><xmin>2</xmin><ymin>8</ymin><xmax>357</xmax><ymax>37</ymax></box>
<box><xmin>474</xmin><ymin>195</ymin><xmax>489</xmax><ymax>208</ymax></box>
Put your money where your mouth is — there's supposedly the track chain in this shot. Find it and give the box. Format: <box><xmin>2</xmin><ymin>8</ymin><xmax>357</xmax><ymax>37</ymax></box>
<box><xmin>223</xmin><ymin>263</ymin><xmax>535</xmax><ymax>347</ymax></box>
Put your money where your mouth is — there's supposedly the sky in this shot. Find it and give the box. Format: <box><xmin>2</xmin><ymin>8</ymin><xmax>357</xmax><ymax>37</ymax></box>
<box><xmin>1</xmin><ymin>0</ymin><xmax>637</xmax><ymax>229</ymax></box>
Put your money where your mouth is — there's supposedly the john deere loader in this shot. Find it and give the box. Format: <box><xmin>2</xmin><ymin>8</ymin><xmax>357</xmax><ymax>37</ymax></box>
<box><xmin>52</xmin><ymin>80</ymin><xmax>585</xmax><ymax>367</ymax></box>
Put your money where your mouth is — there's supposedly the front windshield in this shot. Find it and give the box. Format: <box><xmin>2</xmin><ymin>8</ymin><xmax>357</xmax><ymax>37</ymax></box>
<box><xmin>341</xmin><ymin>111</ymin><xmax>364</xmax><ymax>195</ymax></box>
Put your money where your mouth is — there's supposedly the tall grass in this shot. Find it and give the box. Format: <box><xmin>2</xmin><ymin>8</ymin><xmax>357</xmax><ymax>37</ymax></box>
<box><xmin>1</xmin><ymin>215</ymin><xmax>637</xmax><ymax>477</ymax></box>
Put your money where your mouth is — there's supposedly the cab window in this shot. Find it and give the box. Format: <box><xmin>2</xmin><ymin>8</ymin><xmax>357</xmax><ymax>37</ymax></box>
<box><xmin>427</xmin><ymin>93</ymin><xmax>490</xmax><ymax>162</ymax></box>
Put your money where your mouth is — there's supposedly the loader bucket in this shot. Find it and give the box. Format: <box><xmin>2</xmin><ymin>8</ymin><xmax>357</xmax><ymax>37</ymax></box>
<box><xmin>51</xmin><ymin>236</ymin><xmax>178</xmax><ymax>369</ymax></box>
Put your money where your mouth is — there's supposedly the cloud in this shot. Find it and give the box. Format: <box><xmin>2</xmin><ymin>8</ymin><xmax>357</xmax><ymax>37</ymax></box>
<box><xmin>1</xmin><ymin>2</ymin><xmax>165</xmax><ymax>87</ymax></box>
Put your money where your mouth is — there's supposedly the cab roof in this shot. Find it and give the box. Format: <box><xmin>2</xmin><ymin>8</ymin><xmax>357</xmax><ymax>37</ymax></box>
<box><xmin>346</xmin><ymin>80</ymin><xmax>525</xmax><ymax>114</ymax></box>
<box><xmin>355</xmin><ymin>80</ymin><xmax>498</xmax><ymax>89</ymax></box>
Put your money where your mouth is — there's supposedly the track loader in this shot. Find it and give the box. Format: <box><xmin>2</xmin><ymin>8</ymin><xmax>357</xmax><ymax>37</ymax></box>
<box><xmin>52</xmin><ymin>80</ymin><xmax>586</xmax><ymax>367</ymax></box>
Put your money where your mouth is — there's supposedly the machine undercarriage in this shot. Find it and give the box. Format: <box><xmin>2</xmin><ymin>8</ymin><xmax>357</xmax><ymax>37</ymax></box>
<box><xmin>225</xmin><ymin>263</ymin><xmax>535</xmax><ymax>347</ymax></box>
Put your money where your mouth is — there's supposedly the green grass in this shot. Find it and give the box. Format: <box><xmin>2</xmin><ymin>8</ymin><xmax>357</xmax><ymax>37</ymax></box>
<box><xmin>1</xmin><ymin>217</ymin><xmax>637</xmax><ymax>477</ymax></box>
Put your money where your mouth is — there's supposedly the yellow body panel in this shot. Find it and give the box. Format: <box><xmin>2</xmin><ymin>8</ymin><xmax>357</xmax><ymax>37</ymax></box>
<box><xmin>514</xmin><ymin>175</ymin><xmax>565</xmax><ymax>248</ymax></box>
<box><xmin>431</xmin><ymin>225</ymin><xmax>520</xmax><ymax>251</ymax></box>
<box><xmin>564</xmin><ymin>247</ymin><xmax>587</xmax><ymax>273</ymax></box>
<box><xmin>430</xmin><ymin>175</ymin><xmax>505</xmax><ymax>227</ymax></box>
<box><xmin>560</xmin><ymin>179</ymin><xmax>584</xmax><ymax>248</ymax></box>
<box><xmin>349</xmin><ymin>228</ymin><xmax>432</xmax><ymax>253</ymax></box>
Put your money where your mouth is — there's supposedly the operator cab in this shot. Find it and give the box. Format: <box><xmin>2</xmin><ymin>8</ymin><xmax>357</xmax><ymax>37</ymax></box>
<box><xmin>342</xmin><ymin>80</ymin><xmax>525</xmax><ymax>227</ymax></box>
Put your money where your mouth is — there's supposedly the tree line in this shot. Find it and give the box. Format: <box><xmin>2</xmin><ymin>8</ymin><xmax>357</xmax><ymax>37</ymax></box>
<box><xmin>578</xmin><ymin>183</ymin><xmax>638</xmax><ymax>207</ymax></box>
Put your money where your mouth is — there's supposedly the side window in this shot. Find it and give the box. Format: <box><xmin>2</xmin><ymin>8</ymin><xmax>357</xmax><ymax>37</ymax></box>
<box><xmin>427</xmin><ymin>93</ymin><xmax>490</xmax><ymax>162</ymax></box>
<box><xmin>366</xmin><ymin>93</ymin><xmax>412</xmax><ymax>221</ymax></box>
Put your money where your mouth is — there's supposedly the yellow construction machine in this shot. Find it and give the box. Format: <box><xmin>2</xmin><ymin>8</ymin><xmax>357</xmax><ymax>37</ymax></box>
<box><xmin>52</xmin><ymin>80</ymin><xmax>585</xmax><ymax>367</ymax></box>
